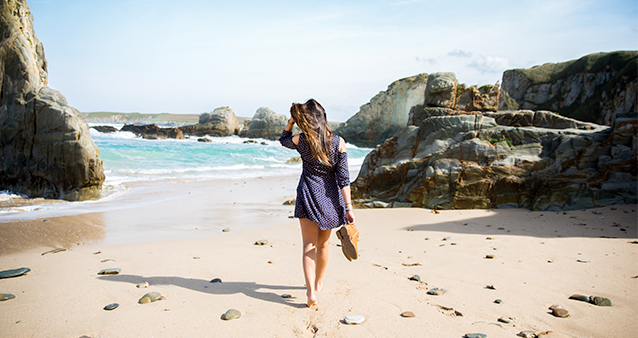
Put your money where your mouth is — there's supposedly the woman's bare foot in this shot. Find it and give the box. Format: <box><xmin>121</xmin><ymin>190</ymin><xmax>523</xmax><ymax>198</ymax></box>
<box><xmin>307</xmin><ymin>291</ymin><xmax>317</xmax><ymax>307</ymax></box>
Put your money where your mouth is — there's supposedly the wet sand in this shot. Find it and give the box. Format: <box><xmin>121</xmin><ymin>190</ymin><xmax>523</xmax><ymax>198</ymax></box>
<box><xmin>0</xmin><ymin>177</ymin><xmax>636</xmax><ymax>337</ymax></box>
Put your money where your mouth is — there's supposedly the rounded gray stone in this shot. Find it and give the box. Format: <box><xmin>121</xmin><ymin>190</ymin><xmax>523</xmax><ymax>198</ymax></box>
<box><xmin>221</xmin><ymin>309</ymin><xmax>241</xmax><ymax>320</ymax></box>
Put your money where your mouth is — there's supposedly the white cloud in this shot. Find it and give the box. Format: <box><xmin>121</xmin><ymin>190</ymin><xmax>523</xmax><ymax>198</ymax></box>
<box><xmin>467</xmin><ymin>56</ymin><xmax>511</xmax><ymax>74</ymax></box>
<box><xmin>416</xmin><ymin>56</ymin><xmax>437</xmax><ymax>65</ymax></box>
<box><xmin>447</xmin><ymin>49</ymin><xmax>473</xmax><ymax>58</ymax></box>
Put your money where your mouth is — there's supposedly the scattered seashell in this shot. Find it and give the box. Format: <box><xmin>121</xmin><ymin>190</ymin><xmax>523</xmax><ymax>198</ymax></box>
<box><xmin>136</xmin><ymin>282</ymin><xmax>149</xmax><ymax>289</ymax></box>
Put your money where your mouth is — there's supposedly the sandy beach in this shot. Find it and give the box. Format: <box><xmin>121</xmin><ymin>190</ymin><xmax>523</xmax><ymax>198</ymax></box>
<box><xmin>0</xmin><ymin>176</ymin><xmax>636</xmax><ymax>338</ymax></box>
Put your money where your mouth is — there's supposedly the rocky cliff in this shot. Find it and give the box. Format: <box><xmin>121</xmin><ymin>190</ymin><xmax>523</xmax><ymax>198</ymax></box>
<box><xmin>0</xmin><ymin>0</ymin><xmax>104</xmax><ymax>200</ymax></box>
<box><xmin>500</xmin><ymin>51</ymin><xmax>637</xmax><ymax>126</ymax></box>
<box><xmin>335</xmin><ymin>74</ymin><xmax>429</xmax><ymax>148</ymax></box>
<box><xmin>352</xmin><ymin>71</ymin><xmax>637</xmax><ymax>211</ymax></box>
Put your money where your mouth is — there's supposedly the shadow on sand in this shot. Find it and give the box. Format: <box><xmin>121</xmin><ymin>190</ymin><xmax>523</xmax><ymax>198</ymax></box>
<box><xmin>98</xmin><ymin>274</ymin><xmax>308</xmax><ymax>308</ymax></box>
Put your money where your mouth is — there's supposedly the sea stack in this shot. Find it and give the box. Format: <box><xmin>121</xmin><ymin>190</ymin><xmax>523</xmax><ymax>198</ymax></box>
<box><xmin>0</xmin><ymin>0</ymin><xmax>105</xmax><ymax>200</ymax></box>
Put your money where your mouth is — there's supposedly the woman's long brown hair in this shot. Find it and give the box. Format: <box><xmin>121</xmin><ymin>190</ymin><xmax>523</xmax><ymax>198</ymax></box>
<box><xmin>291</xmin><ymin>99</ymin><xmax>333</xmax><ymax>166</ymax></box>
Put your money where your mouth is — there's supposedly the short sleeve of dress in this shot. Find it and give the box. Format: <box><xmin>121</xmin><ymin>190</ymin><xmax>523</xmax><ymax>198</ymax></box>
<box><xmin>279</xmin><ymin>130</ymin><xmax>296</xmax><ymax>149</ymax></box>
<box><xmin>335</xmin><ymin>144</ymin><xmax>350</xmax><ymax>189</ymax></box>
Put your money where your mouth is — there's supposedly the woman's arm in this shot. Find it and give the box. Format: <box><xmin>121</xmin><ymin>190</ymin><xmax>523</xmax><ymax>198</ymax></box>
<box><xmin>279</xmin><ymin>117</ymin><xmax>300</xmax><ymax>148</ymax></box>
<box><xmin>341</xmin><ymin>185</ymin><xmax>355</xmax><ymax>224</ymax></box>
<box><xmin>337</xmin><ymin>137</ymin><xmax>355</xmax><ymax>224</ymax></box>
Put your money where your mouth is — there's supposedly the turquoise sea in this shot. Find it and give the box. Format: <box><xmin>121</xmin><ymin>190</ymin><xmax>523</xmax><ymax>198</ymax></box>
<box><xmin>0</xmin><ymin>123</ymin><xmax>371</xmax><ymax>221</ymax></box>
<box><xmin>0</xmin><ymin>123</ymin><xmax>371</xmax><ymax>217</ymax></box>
<box><xmin>91</xmin><ymin>123</ymin><xmax>371</xmax><ymax>187</ymax></box>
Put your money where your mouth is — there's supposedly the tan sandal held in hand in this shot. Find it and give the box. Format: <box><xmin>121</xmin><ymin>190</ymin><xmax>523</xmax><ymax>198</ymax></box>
<box><xmin>336</xmin><ymin>223</ymin><xmax>359</xmax><ymax>261</ymax></box>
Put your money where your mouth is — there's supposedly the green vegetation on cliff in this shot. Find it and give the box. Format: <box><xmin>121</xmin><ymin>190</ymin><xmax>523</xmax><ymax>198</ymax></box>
<box><xmin>517</xmin><ymin>51</ymin><xmax>637</xmax><ymax>85</ymax></box>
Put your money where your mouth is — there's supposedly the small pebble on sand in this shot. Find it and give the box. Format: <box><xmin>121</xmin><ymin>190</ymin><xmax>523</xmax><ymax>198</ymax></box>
<box><xmin>139</xmin><ymin>292</ymin><xmax>165</xmax><ymax>304</ymax></box>
<box><xmin>103</xmin><ymin>303</ymin><xmax>119</xmax><ymax>310</ymax></box>
<box><xmin>427</xmin><ymin>288</ymin><xmax>447</xmax><ymax>296</ymax></box>
<box><xmin>549</xmin><ymin>305</ymin><xmax>569</xmax><ymax>318</ymax></box>
<box><xmin>97</xmin><ymin>268</ymin><xmax>120</xmax><ymax>275</ymax></box>
<box><xmin>1</xmin><ymin>293</ymin><xmax>16</xmax><ymax>301</ymax></box>
<box><xmin>255</xmin><ymin>240</ymin><xmax>268</xmax><ymax>246</ymax></box>
<box><xmin>344</xmin><ymin>315</ymin><xmax>365</xmax><ymax>325</ymax></box>
<box><xmin>221</xmin><ymin>309</ymin><xmax>241</xmax><ymax>320</ymax></box>
<box><xmin>464</xmin><ymin>334</ymin><xmax>487</xmax><ymax>338</ymax></box>
<box><xmin>0</xmin><ymin>267</ymin><xmax>31</xmax><ymax>279</ymax></box>
<box><xmin>400</xmin><ymin>311</ymin><xmax>416</xmax><ymax>317</ymax></box>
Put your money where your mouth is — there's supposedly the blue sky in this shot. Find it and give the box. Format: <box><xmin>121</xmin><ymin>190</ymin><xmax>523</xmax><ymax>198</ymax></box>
<box><xmin>29</xmin><ymin>0</ymin><xmax>637</xmax><ymax>121</ymax></box>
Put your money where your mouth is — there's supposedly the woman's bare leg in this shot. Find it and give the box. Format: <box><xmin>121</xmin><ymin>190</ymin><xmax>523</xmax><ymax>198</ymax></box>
<box><xmin>299</xmin><ymin>218</ymin><xmax>331</xmax><ymax>306</ymax></box>
<box><xmin>314</xmin><ymin>227</ymin><xmax>331</xmax><ymax>292</ymax></box>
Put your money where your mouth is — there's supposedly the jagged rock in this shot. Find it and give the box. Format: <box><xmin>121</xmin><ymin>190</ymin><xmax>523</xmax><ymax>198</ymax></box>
<box><xmin>500</xmin><ymin>51</ymin><xmax>638</xmax><ymax>126</ymax></box>
<box><xmin>241</xmin><ymin>107</ymin><xmax>290</xmax><ymax>140</ymax></box>
<box><xmin>424</xmin><ymin>72</ymin><xmax>457</xmax><ymax>108</ymax></box>
<box><xmin>0</xmin><ymin>0</ymin><xmax>104</xmax><ymax>201</ymax></box>
<box><xmin>91</xmin><ymin>126</ymin><xmax>118</xmax><ymax>133</ymax></box>
<box><xmin>179</xmin><ymin>107</ymin><xmax>239</xmax><ymax>137</ymax></box>
<box><xmin>352</xmin><ymin>109</ymin><xmax>637</xmax><ymax>211</ymax></box>
<box><xmin>121</xmin><ymin>124</ymin><xmax>184</xmax><ymax>139</ymax></box>
<box><xmin>335</xmin><ymin>74</ymin><xmax>428</xmax><ymax>148</ymax></box>
<box><xmin>468</xmin><ymin>83</ymin><xmax>500</xmax><ymax>111</ymax></box>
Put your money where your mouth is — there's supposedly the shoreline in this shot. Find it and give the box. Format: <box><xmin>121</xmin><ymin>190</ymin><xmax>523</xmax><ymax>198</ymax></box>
<box><xmin>0</xmin><ymin>175</ymin><xmax>302</xmax><ymax>255</ymax></box>
<box><xmin>0</xmin><ymin>176</ymin><xmax>636</xmax><ymax>337</ymax></box>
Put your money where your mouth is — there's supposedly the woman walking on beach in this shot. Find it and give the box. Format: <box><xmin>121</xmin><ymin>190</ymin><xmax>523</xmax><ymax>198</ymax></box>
<box><xmin>280</xmin><ymin>99</ymin><xmax>358</xmax><ymax>308</ymax></box>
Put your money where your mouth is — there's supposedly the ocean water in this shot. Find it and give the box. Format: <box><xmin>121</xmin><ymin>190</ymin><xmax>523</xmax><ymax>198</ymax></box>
<box><xmin>91</xmin><ymin>123</ymin><xmax>371</xmax><ymax>187</ymax></box>
<box><xmin>0</xmin><ymin>123</ymin><xmax>371</xmax><ymax>214</ymax></box>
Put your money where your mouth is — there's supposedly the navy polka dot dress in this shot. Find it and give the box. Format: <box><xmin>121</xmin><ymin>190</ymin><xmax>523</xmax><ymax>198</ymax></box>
<box><xmin>280</xmin><ymin>130</ymin><xmax>350</xmax><ymax>230</ymax></box>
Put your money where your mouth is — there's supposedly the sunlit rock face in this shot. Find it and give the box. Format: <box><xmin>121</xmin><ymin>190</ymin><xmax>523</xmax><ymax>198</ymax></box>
<box><xmin>0</xmin><ymin>0</ymin><xmax>105</xmax><ymax>200</ymax></box>
<box><xmin>500</xmin><ymin>51</ymin><xmax>637</xmax><ymax>127</ymax></box>
<box><xmin>335</xmin><ymin>74</ymin><xmax>429</xmax><ymax>148</ymax></box>
<box><xmin>353</xmin><ymin>108</ymin><xmax>637</xmax><ymax>210</ymax></box>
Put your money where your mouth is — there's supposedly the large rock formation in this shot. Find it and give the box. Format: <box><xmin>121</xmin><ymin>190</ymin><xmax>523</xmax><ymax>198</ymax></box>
<box><xmin>500</xmin><ymin>51</ymin><xmax>637</xmax><ymax>126</ymax></box>
<box><xmin>352</xmin><ymin>70</ymin><xmax>636</xmax><ymax>211</ymax></box>
<box><xmin>178</xmin><ymin>107</ymin><xmax>240</xmax><ymax>137</ymax></box>
<box><xmin>0</xmin><ymin>0</ymin><xmax>104</xmax><ymax>200</ymax></box>
<box><xmin>335</xmin><ymin>74</ymin><xmax>429</xmax><ymax>148</ymax></box>
<box><xmin>241</xmin><ymin>107</ymin><xmax>288</xmax><ymax>140</ymax></box>
<box><xmin>353</xmin><ymin>108</ymin><xmax>637</xmax><ymax>210</ymax></box>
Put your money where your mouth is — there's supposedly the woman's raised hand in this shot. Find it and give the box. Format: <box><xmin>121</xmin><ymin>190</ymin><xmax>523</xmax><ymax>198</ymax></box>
<box><xmin>288</xmin><ymin>117</ymin><xmax>295</xmax><ymax>125</ymax></box>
